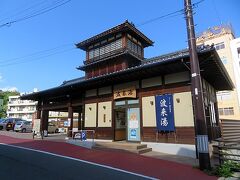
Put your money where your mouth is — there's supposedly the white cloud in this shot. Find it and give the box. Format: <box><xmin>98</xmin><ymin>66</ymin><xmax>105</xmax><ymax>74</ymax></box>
<box><xmin>0</xmin><ymin>86</ymin><xmax>18</xmax><ymax>92</ymax></box>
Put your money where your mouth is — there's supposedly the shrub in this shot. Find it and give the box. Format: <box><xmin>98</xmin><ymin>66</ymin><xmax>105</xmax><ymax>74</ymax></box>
<box><xmin>215</xmin><ymin>160</ymin><xmax>240</xmax><ymax>177</ymax></box>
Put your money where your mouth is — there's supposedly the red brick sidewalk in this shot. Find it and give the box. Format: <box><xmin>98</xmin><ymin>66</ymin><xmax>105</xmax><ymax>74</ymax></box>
<box><xmin>0</xmin><ymin>135</ymin><xmax>216</xmax><ymax>180</ymax></box>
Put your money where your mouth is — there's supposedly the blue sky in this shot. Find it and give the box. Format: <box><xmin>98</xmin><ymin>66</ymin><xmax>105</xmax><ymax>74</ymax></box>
<box><xmin>0</xmin><ymin>0</ymin><xmax>239</xmax><ymax>93</ymax></box>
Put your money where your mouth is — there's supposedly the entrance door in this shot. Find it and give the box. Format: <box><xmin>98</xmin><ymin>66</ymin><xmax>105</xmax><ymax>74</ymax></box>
<box><xmin>114</xmin><ymin>99</ymin><xmax>140</xmax><ymax>141</ymax></box>
<box><xmin>114</xmin><ymin>108</ymin><xmax>127</xmax><ymax>141</ymax></box>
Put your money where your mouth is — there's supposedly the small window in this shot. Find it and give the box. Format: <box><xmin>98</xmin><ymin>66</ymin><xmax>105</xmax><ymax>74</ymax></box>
<box><xmin>137</xmin><ymin>45</ymin><xmax>142</xmax><ymax>55</ymax></box>
<box><xmin>127</xmin><ymin>99</ymin><xmax>139</xmax><ymax>105</ymax></box>
<box><xmin>111</xmin><ymin>41</ymin><xmax>116</xmax><ymax>51</ymax></box>
<box><xmin>237</xmin><ymin>47</ymin><xmax>240</xmax><ymax>58</ymax></box>
<box><xmin>94</xmin><ymin>42</ymin><xmax>100</xmax><ymax>47</ymax></box>
<box><xmin>101</xmin><ymin>40</ymin><xmax>107</xmax><ymax>45</ymax></box>
<box><xmin>220</xmin><ymin>57</ymin><xmax>228</xmax><ymax>64</ymax></box>
<box><xmin>108</xmin><ymin>36</ymin><xmax>114</xmax><ymax>42</ymax></box>
<box><xmin>100</xmin><ymin>47</ymin><xmax>105</xmax><ymax>56</ymax></box>
<box><xmin>115</xmin><ymin>101</ymin><xmax>125</xmax><ymax>106</ymax></box>
<box><xmin>132</xmin><ymin>37</ymin><xmax>137</xmax><ymax>43</ymax></box>
<box><xmin>89</xmin><ymin>50</ymin><xmax>94</xmax><ymax>59</ymax></box>
<box><xmin>116</xmin><ymin>33</ymin><xmax>122</xmax><ymax>39</ymax></box>
<box><xmin>218</xmin><ymin>108</ymin><xmax>223</xmax><ymax>115</ymax></box>
<box><xmin>93</xmin><ymin>48</ymin><xmax>100</xmax><ymax>57</ymax></box>
<box><xmin>217</xmin><ymin>91</ymin><xmax>231</xmax><ymax>101</ymax></box>
<box><xmin>218</xmin><ymin>107</ymin><xmax>234</xmax><ymax>116</ymax></box>
<box><xmin>215</xmin><ymin>42</ymin><xmax>225</xmax><ymax>51</ymax></box>
<box><xmin>127</xmin><ymin>40</ymin><xmax>132</xmax><ymax>49</ymax></box>
<box><xmin>105</xmin><ymin>44</ymin><xmax>111</xmax><ymax>53</ymax></box>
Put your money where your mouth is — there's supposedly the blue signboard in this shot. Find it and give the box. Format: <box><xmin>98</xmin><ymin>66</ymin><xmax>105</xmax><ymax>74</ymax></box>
<box><xmin>81</xmin><ymin>131</ymin><xmax>86</xmax><ymax>140</ymax></box>
<box><xmin>155</xmin><ymin>94</ymin><xmax>175</xmax><ymax>131</ymax></box>
<box><xmin>127</xmin><ymin>108</ymin><xmax>140</xmax><ymax>141</ymax></box>
<box><xmin>73</xmin><ymin>131</ymin><xmax>87</xmax><ymax>141</ymax></box>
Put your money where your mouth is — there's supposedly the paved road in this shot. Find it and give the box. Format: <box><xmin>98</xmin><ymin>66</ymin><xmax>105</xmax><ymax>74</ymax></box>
<box><xmin>0</xmin><ymin>144</ymin><xmax>152</xmax><ymax>180</ymax></box>
<box><xmin>0</xmin><ymin>133</ymin><xmax>216</xmax><ymax>180</ymax></box>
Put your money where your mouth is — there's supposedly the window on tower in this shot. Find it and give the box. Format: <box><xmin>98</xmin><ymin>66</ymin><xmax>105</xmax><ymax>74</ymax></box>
<box><xmin>127</xmin><ymin>34</ymin><xmax>142</xmax><ymax>57</ymax></box>
<box><xmin>88</xmin><ymin>34</ymin><xmax>123</xmax><ymax>60</ymax></box>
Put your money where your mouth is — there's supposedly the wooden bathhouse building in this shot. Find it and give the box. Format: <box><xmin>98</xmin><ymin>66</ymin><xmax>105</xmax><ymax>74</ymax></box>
<box><xmin>22</xmin><ymin>21</ymin><xmax>233</xmax><ymax>147</ymax></box>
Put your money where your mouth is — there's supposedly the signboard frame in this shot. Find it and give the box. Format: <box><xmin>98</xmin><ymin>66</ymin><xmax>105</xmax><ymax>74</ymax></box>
<box><xmin>155</xmin><ymin>94</ymin><xmax>175</xmax><ymax>132</ymax></box>
<box><xmin>114</xmin><ymin>87</ymin><xmax>136</xmax><ymax>100</ymax></box>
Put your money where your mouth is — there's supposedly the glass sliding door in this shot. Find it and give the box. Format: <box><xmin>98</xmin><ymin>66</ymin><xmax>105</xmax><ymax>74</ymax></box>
<box><xmin>114</xmin><ymin>108</ymin><xmax>126</xmax><ymax>141</ymax></box>
<box><xmin>127</xmin><ymin>107</ymin><xmax>140</xmax><ymax>141</ymax></box>
<box><xmin>114</xmin><ymin>99</ymin><xmax>140</xmax><ymax>142</ymax></box>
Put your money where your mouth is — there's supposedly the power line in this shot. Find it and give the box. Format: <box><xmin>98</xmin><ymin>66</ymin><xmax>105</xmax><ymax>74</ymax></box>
<box><xmin>0</xmin><ymin>0</ymin><xmax>204</xmax><ymax>67</ymax></box>
<box><xmin>0</xmin><ymin>47</ymin><xmax>75</xmax><ymax>67</ymax></box>
<box><xmin>136</xmin><ymin>0</ymin><xmax>204</xmax><ymax>27</ymax></box>
<box><xmin>0</xmin><ymin>43</ymin><xmax>73</xmax><ymax>64</ymax></box>
<box><xmin>0</xmin><ymin>0</ymin><xmax>71</xmax><ymax>28</ymax></box>
<box><xmin>0</xmin><ymin>1</ymin><xmax>47</xmax><ymax>23</ymax></box>
<box><xmin>136</xmin><ymin>9</ymin><xmax>184</xmax><ymax>27</ymax></box>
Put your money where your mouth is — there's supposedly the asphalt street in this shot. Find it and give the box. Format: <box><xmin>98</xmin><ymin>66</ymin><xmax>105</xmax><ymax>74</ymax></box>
<box><xmin>0</xmin><ymin>144</ymin><xmax>152</xmax><ymax>180</ymax></box>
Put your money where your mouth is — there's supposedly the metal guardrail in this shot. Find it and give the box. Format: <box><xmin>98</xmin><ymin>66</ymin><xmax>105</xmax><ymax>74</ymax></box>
<box><xmin>72</xmin><ymin>130</ymin><xmax>95</xmax><ymax>144</ymax></box>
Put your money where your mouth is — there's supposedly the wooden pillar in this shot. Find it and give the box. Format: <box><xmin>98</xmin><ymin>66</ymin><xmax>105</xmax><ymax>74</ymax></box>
<box><xmin>40</xmin><ymin>101</ymin><xmax>44</xmax><ymax>132</ymax></box>
<box><xmin>68</xmin><ymin>104</ymin><xmax>73</xmax><ymax>137</ymax></box>
<box><xmin>42</xmin><ymin>110</ymin><xmax>49</xmax><ymax>132</ymax></box>
<box><xmin>36</xmin><ymin>101</ymin><xmax>41</xmax><ymax>119</ymax></box>
<box><xmin>40</xmin><ymin>101</ymin><xmax>49</xmax><ymax>135</ymax></box>
<box><xmin>78</xmin><ymin>106</ymin><xmax>82</xmax><ymax>130</ymax></box>
<box><xmin>82</xmin><ymin>104</ymin><xmax>85</xmax><ymax>130</ymax></box>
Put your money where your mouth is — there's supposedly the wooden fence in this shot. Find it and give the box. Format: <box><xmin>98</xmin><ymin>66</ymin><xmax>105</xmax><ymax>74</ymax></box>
<box><xmin>220</xmin><ymin>119</ymin><xmax>240</xmax><ymax>142</ymax></box>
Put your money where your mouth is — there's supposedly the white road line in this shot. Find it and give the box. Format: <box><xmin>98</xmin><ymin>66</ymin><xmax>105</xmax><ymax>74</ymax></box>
<box><xmin>0</xmin><ymin>143</ymin><xmax>159</xmax><ymax>180</ymax></box>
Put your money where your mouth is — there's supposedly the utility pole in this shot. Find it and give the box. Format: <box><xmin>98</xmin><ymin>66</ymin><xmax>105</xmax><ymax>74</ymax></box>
<box><xmin>184</xmin><ymin>0</ymin><xmax>211</xmax><ymax>170</ymax></box>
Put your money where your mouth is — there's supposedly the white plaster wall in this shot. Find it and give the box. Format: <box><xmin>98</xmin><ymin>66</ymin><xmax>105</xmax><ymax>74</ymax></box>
<box><xmin>230</xmin><ymin>38</ymin><xmax>240</xmax><ymax>112</ymax></box>
<box><xmin>173</xmin><ymin>92</ymin><xmax>194</xmax><ymax>127</ymax></box>
<box><xmin>142</xmin><ymin>96</ymin><xmax>156</xmax><ymax>127</ymax></box>
<box><xmin>98</xmin><ymin>101</ymin><xmax>112</xmax><ymax>127</ymax></box>
<box><xmin>85</xmin><ymin>103</ymin><xmax>97</xmax><ymax>127</ymax></box>
<box><xmin>142</xmin><ymin>142</ymin><xmax>196</xmax><ymax>158</ymax></box>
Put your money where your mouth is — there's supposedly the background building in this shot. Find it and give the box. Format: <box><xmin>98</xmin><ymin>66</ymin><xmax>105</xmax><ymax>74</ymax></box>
<box><xmin>7</xmin><ymin>95</ymin><xmax>37</xmax><ymax>121</ymax></box>
<box><xmin>197</xmin><ymin>25</ymin><xmax>240</xmax><ymax>120</ymax></box>
<box><xmin>7</xmin><ymin>94</ymin><xmax>76</xmax><ymax>122</ymax></box>
<box><xmin>230</xmin><ymin>37</ymin><xmax>240</xmax><ymax>117</ymax></box>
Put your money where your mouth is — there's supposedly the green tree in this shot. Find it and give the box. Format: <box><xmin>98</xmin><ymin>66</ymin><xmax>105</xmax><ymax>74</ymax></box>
<box><xmin>0</xmin><ymin>91</ymin><xmax>20</xmax><ymax>118</ymax></box>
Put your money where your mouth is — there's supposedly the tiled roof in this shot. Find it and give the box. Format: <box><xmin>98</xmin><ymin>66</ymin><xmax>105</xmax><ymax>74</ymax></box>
<box><xmin>61</xmin><ymin>77</ymin><xmax>85</xmax><ymax>86</ymax></box>
<box><xmin>76</xmin><ymin>20</ymin><xmax>154</xmax><ymax>50</ymax></box>
<box><xmin>21</xmin><ymin>45</ymin><xmax>233</xmax><ymax>100</ymax></box>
